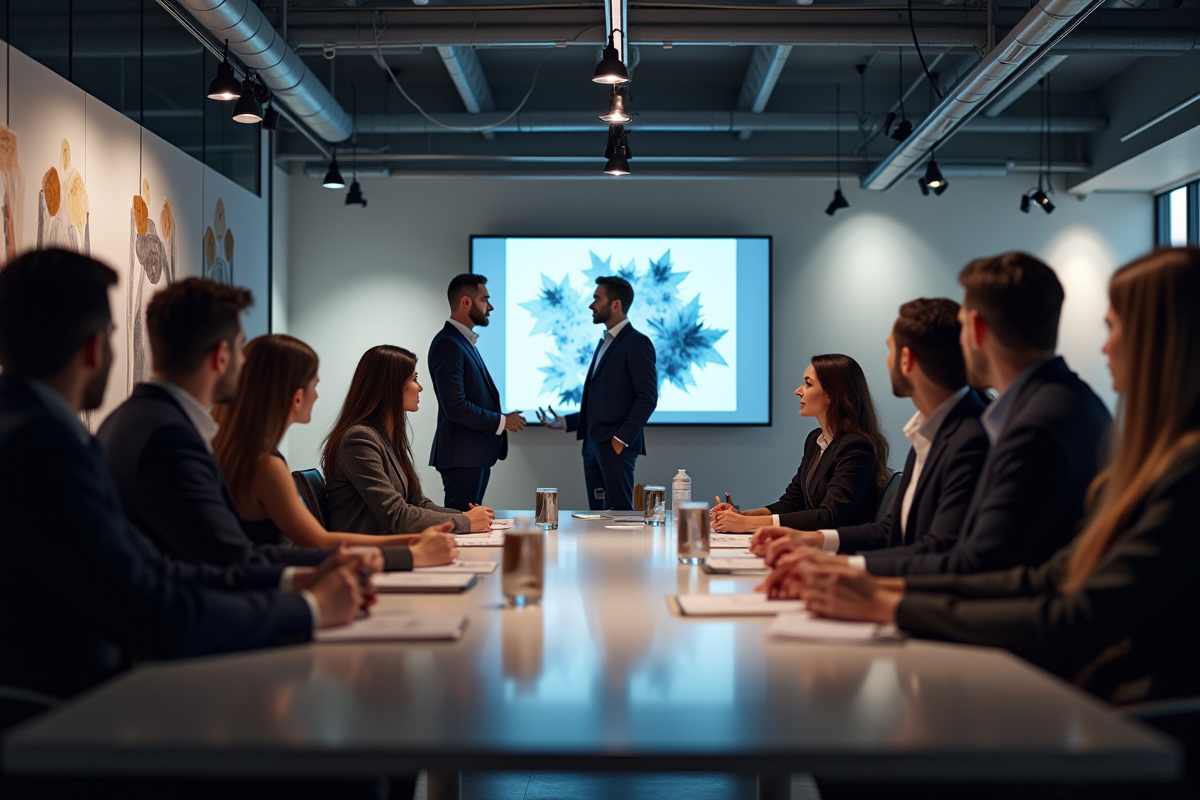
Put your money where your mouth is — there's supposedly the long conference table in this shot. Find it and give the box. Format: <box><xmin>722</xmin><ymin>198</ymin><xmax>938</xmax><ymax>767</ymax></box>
<box><xmin>3</xmin><ymin>512</ymin><xmax>1180</xmax><ymax>797</ymax></box>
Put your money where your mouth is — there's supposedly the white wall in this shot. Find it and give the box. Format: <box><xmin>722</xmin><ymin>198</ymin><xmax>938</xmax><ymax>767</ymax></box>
<box><xmin>285</xmin><ymin>173</ymin><xmax>1152</xmax><ymax>511</ymax></box>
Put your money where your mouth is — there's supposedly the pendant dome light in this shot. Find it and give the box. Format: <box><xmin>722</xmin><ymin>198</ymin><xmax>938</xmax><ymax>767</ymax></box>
<box><xmin>603</xmin><ymin>126</ymin><xmax>631</xmax><ymax>175</ymax></box>
<box><xmin>826</xmin><ymin>85</ymin><xmax>849</xmax><ymax>217</ymax></box>
<box><xmin>345</xmin><ymin>84</ymin><xmax>367</xmax><ymax>207</ymax></box>
<box><xmin>599</xmin><ymin>86</ymin><xmax>632</xmax><ymax>124</ymax></box>
<box><xmin>322</xmin><ymin>150</ymin><xmax>346</xmax><ymax>190</ymax></box>
<box><xmin>232</xmin><ymin>74</ymin><xmax>264</xmax><ymax>124</ymax></box>
<box><xmin>593</xmin><ymin>33</ymin><xmax>630</xmax><ymax>85</ymax></box>
<box><xmin>207</xmin><ymin>40</ymin><xmax>242</xmax><ymax>101</ymax></box>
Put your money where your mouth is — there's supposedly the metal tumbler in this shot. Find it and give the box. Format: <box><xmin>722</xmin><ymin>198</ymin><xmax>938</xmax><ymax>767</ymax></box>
<box><xmin>676</xmin><ymin>501</ymin><xmax>711</xmax><ymax>564</ymax></box>
<box><xmin>535</xmin><ymin>487</ymin><xmax>559</xmax><ymax>530</ymax></box>
<box><xmin>643</xmin><ymin>485</ymin><xmax>666</xmax><ymax>526</ymax></box>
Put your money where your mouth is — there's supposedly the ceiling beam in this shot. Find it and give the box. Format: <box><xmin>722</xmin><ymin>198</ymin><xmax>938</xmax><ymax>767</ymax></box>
<box><xmin>735</xmin><ymin>45</ymin><xmax>794</xmax><ymax>141</ymax></box>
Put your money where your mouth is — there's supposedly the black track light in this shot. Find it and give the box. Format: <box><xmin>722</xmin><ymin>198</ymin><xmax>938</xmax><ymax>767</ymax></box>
<box><xmin>603</xmin><ymin>126</ymin><xmax>631</xmax><ymax>175</ymax></box>
<box><xmin>593</xmin><ymin>34</ymin><xmax>630</xmax><ymax>85</ymax></box>
<box><xmin>825</xmin><ymin>188</ymin><xmax>849</xmax><ymax>216</ymax></box>
<box><xmin>918</xmin><ymin>178</ymin><xmax>929</xmax><ymax>196</ymax></box>
<box><xmin>600</xmin><ymin>86</ymin><xmax>632</xmax><ymax>124</ymax></box>
<box><xmin>1031</xmin><ymin>189</ymin><xmax>1055</xmax><ymax>214</ymax></box>
<box><xmin>261</xmin><ymin>101</ymin><xmax>279</xmax><ymax>131</ymax></box>
<box><xmin>891</xmin><ymin>118</ymin><xmax>913</xmax><ymax>143</ymax></box>
<box><xmin>923</xmin><ymin>159</ymin><xmax>947</xmax><ymax>194</ymax></box>
<box><xmin>1020</xmin><ymin>193</ymin><xmax>1032</xmax><ymax>213</ymax></box>
<box><xmin>322</xmin><ymin>157</ymin><xmax>345</xmax><ymax>190</ymax></box>
<box><xmin>345</xmin><ymin>180</ymin><xmax>367</xmax><ymax>207</ymax></box>
<box><xmin>232</xmin><ymin>76</ymin><xmax>263</xmax><ymax>123</ymax></box>
<box><xmin>207</xmin><ymin>40</ymin><xmax>242</xmax><ymax>101</ymax></box>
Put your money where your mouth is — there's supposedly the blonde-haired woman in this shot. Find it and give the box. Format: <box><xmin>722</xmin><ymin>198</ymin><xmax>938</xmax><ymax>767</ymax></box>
<box><xmin>212</xmin><ymin>334</ymin><xmax>458</xmax><ymax>569</ymax></box>
<box><xmin>768</xmin><ymin>247</ymin><xmax>1200</xmax><ymax>708</ymax></box>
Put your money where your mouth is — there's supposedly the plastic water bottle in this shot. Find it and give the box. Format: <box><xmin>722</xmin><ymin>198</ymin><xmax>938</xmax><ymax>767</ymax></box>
<box><xmin>672</xmin><ymin>469</ymin><xmax>692</xmax><ymax>512</ymax></box>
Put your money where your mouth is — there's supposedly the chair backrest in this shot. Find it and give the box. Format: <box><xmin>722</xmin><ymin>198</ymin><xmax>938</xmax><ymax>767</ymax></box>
<box><xmin>875</xmin><ymin>470</ymin><xmax>904</xmax><ymax>523</ymax></box>
<box><xmin>292</xmin><ymin>468</ymin><xmax>330</xmax><ymax>529</ymax></box>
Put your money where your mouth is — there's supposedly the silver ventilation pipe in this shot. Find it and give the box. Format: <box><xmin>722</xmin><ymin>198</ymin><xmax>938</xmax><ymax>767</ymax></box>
<box><xmin>861</xmin><ymin>0</ymin><xmax>1105</xmax><ymax>192</ymax></box>
<box><xmin>177</xmin><ymin>0</ymin><xmax>353</xmax><ymax>143</ymax></box>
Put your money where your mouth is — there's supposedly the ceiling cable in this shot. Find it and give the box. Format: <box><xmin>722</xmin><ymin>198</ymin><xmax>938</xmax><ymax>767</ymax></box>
<box><xmin>907</xmin><ymin>0</ymin><xmax>943</xmax><ymax>101</ymax></box>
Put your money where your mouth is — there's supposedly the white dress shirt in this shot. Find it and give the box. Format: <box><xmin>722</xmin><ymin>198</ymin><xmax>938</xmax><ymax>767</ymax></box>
<box><xmin>148</xmin><ymin>377</ymin><xmax>320</xmax><ymax>626</ymax></box>
<box><xmin>771</xmin><ymin>429</ymin><xmax>832</xmax><ymax>527</ymax></box>
<box><xmin>593</xmin><ymin>318</ymin><xmax>632</xmax><ymax>447</ymax></box>
<box><xmin>447</xmin><ymin>318</ymin><xmax>505</xmax><ymax>436</ymax></box>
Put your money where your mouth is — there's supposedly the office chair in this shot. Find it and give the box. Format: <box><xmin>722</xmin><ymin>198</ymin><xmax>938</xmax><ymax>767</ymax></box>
<box><xmin>875</xmin><ymin>471</ymin><xmax>904</xmax><ymax>523</ymax></box>
<box><xmin>292</xmin><ymin>468</ymin><xmax>330</xmax><ymax>529</ymax></box>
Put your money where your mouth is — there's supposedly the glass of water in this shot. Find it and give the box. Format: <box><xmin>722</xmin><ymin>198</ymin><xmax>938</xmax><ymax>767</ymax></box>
<box><xmin>643</xmin><ymin>485</ymin><xmax>666</xmax><ymax>526</ymax></box>
<box><xmin>535</xmin><ymin>488</ymin><xmax>558</xmax><ymax>530</ymax></box>
<box><xmin>503</xmin><ymin>528</ymin><xmax>545</xmax><ymax>606</ymax></box>
<box><xmin>676</xmin><ymin>501</ymin><xmax>711</xmax><ymax>564</ymax></box>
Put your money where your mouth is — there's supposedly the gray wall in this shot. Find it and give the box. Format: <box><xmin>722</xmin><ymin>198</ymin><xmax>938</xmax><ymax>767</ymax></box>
<box><xmin>284</xmin><ymin>173</ymin><xmax>1151</xmax><ymax>512</ymax></box>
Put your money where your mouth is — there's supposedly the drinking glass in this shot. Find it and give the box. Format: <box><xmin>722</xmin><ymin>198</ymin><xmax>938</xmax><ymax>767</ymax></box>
<box><xmin>643</xmin><ymin>485</ymin><xmax>666</xmax><ymax>526</ymax></box>
<box><xmin>677</xmin><ymin>501</ymin><xmax>711</xmax><ymax>564</ymax></box>
<box><xmin>503</xmin><ymin>529</ymin><xmax>545</xmax><ymax>606</ymax></box>
<box><xmin>535</xmin><ymin>488</ymin><xmax>558</xmax><ymax>530</ymax></box>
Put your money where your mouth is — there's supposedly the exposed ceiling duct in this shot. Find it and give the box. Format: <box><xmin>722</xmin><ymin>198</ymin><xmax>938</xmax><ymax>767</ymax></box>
<box><xmin>175</xmin><ymin>0</ymin><xmax>353</xmax><ymax>143</ymax></box>
<box><xmin>862</xmin><ymin>0</ymin><xmax>1107</xmax><ymax>192</ymax></box>
<box><xmin>351</xmin><ymin>111</ymin><xmax>1105</xmax><ymax>135</ymax></box>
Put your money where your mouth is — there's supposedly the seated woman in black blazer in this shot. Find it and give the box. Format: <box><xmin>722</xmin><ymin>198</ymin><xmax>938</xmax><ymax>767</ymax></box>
<box><xmin>712</xmin><ymin>353</ymin><xmax>890</xmax><ymax>533</ymax></box>
<box><xmin>773</xmin><ymin>247</ymin><xmax>1200</xmax><ymax>708</ymax></box>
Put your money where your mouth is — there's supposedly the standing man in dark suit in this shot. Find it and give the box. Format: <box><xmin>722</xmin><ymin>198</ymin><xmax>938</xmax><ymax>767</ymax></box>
<box><xmin>538</xmin><ymin>276</ymin><xmax>658</xmax><ymax>510</ymax></box>
<box><xmin>753</xmin><ymin>298</ymin><xmax>989</xmax><ymax>565</ymax></box>
<box><xmin>428</xmin><ymin>273</ymin><xmax>525</xmax><ymax>510</ymax></box>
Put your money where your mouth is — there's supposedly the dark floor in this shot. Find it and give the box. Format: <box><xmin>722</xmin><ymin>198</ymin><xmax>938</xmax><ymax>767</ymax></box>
<box><xmin>413</xmin><ymin>772</ymin><xmax>822</xmax><ymax>800</ymax></box>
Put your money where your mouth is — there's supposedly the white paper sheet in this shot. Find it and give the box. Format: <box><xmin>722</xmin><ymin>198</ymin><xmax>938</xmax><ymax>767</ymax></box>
<box><xmin>373</xmin><ymin>572</ymin><xmax>478</xmax><ymax>592</ymax></box>
<box><xmin>490</xmin><ymin>518</ymin><xmax>515</xmax><ymax>530</ymax></box>
<box><xmin>766</xmin><ymin>612</ymin><xmax>906</xmax><ymax>643</ymax></box>
<box><xmin>316</xmin><ymin>613</ymin><xmax>468</xmax><ymax>642</ymax></box>
<box><xmin>675</xmin><ymin>593</ymin><xmax>805</xmax><ymax>616</ymax></box>
<box><xmin>455</xmin><ymin>534</ymin><xmax>505</xmax><ymax>547</ymax></box>
<box><xmin>415</xmin><ymin>560</ymin><xmax>498</xmax><ymax>574</ymax></box>
<box><xmin>705</xmin><ymin>557</ymin><xmax>767</xmax><ymax>572</ymax></box>
<box><xmin>709</xmin><ymin>534</ymin><xmax>754</xmax><ymax>549</ymax></box>
<box><xmin>605</xmin><ymin>524</ymin><xmax>643</xmax><ymax>529</ymax></box>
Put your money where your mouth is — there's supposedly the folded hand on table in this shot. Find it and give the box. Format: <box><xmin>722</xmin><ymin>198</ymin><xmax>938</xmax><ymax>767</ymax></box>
<box><xmin>797</xmin><ymin>561</ymin><xmax>906</xmax><ymax>624</ymax></box>
<box><xmin>296</xmin><ymin>543</ymin><xmax>380</xmax><ymax>626</ymax></box>
<box><xmin>411</xmin><ymin>522</ymin><xmax>459</xmax><ymax>567</ymax></box>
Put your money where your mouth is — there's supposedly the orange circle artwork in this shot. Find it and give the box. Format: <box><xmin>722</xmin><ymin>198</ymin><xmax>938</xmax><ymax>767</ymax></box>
<box><xmin>42</xmin><ymin>168</ymin><xmax>61</xmax><ymax>217</ymax></box>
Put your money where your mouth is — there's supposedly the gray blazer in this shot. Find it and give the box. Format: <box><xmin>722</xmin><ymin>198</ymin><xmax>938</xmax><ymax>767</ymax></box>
<box><xmin>326</xmin><ymin>423</ymin><xmax>470</xmax><ymax>534</ymax></box>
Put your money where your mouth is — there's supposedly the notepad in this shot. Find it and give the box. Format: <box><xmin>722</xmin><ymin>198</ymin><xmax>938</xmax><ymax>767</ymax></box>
<box><xmin>316</xmin><ymin>613</ymin><xmax>468</xmax><ymax>642</ymax></box>
<box><xmin>675</xmin><ymin>593</ymin><xmax>805</xmax><ymax>616</ymax></box>
<box><xmin>455</xmin><ymin>534</ymin><xmax>505</xmax><ymax>547</ymax></box>
<box><xmin>373</xmin><ymin>572</ymin><xmax>479</xmax><ymax>592</ymax></box>
<box><xmin>605</xmin><ymin>524</ymin><xmax>643</xmax><ymax>529</ymax></box>
<box><xmin>766</xmin><ymin>612</ymin><xmax>907</xmax><ymax>644</ymax></box>
<box><xmin>415</xmin><ymin>560</ymin><xmax>498</xmax><ymax>574</ymax></box>
<box><xmin>703</xmin><ymin>557</ymin><xmax>767</xmax><ymax>573</ymax></box>
<box><xmin>490</xmin><ymin>518</ymin><xmax>515</xmax><ymax>530</ymax></box>
<box><xmin>710</xmin><ymin>534</ymin><xmax>754</xmax><ymax>549</ymax></box>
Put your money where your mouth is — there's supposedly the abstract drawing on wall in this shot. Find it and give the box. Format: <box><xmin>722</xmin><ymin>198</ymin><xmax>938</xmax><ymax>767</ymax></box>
<box><xmin>203</xmin><ymin>197</ymin><xmax>234</xmax><ymax>284</ymax></box>
<box><xmin>37</xmin><ymin>138</ymin><xmax>89</xmax><ymax>254</ymax></box>
<box><xmin>128</xmin><ymin>178</ymin><xmax>176</xmax><ymax>389</ymax></box>
<box><xmin>0</xmin><ymin>126</ymin><xmax>24</xmax><ymax>261</ymax></box>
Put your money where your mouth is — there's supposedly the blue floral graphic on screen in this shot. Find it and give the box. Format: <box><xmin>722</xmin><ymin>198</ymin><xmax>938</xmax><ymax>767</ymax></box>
<box><xmin>520</xmin><ymin>249</ymin><xmax>727</xmax><ymax>404</ymax></box>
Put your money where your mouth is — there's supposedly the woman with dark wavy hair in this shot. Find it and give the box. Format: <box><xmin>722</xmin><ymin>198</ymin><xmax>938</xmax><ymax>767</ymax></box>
<box><xmin>713</xmin><ymin>353</ymin><xmax>890</xmax><ymax>532</ymax></box>
<box><xmin>324</xmin><ymin>345</ymin><xmax>494</xmax><ymax>534</ymax></box>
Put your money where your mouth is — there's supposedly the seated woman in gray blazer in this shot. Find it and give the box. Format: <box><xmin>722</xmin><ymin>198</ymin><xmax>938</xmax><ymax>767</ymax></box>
<box><xmin>323</xmin><ymin>345</ymin><xmax>494</xmax><ymax>535</ymax></box>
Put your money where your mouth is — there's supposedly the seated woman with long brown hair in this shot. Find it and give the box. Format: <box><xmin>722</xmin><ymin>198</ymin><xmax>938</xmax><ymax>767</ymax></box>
<box><xmin>775</xmin><ymin>247</ymin><xmax>1200</xmax><ymax>711</ymax></box>
<box><xmin>324</xmin><ymin>345</ymin><xmax>493</xmax><ymax>535</ymax></box>
<box><xmin>212</xmin><ymin>334</ymin><xmax>458</xmax><ymax>569</ymax></box>
<box><xmin>712</xmin><ymin>353</ymin><xmax>890</xmax><ymax>533</ymax></box>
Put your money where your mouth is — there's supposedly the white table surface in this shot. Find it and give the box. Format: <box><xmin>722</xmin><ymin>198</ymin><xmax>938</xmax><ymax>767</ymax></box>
<box><xmin>3</xmin><ymin>512</ymin><xmax>1179</xmax><ymax>784</ymax></box>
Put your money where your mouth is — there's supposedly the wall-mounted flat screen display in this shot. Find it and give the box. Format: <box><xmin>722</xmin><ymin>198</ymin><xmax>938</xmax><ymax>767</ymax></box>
<box><xmin>471</xmin><ymin>236</ymin><xmax>771</xmax><ymax>425</ymax></box>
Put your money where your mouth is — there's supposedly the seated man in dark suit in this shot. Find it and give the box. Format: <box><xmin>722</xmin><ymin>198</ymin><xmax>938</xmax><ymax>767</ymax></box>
<box><xmin>98</xmin><ymin>279</ymin><xmax>412</xmax><ymax>572</ymax></box>
<box><xmin>753</xmin><ymin>298</ymin><xmax>989</xmax><ymax>567</ymax></box>
<box><xmin>765</xmin><ymin>253</ymin><xmax>1111</xmax><ymax>577</ymax></box>
<box><xmin>538</xmin><ymin>276</ymin><xmax>658</xmax><ymax>510</ymax></box>
<box><xmin>0</xmin><ymin>250</ymin><xmax>368</xmax><ymax>709</ymax></box>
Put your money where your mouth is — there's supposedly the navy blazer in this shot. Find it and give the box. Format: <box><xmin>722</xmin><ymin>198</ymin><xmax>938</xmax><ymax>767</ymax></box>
<box><xmin>428</xmin><ymin>321</ymin><xmax>507</xmax><ymax>470</ymax></box>
<box><xmin>97</xmin><ymin>384</ymin><xmax>330</xmax><ymax>569</ymax></box>
<box><xmin>0</xmin><ymin>375</ymin><xmax>311</xmax><ymax>700</ymax></box>
<box><xmin>866</xmin><ymin>357</ymin><xmax>1111</xmax><ymax>576</ymax></box>
<box><xmin>835</xmin><ymin>390</ymin><xmax>989</xmax><ymax>560</ymax></box>
<box><xmin>565</xmin><ymin>323</ymin><xmax>658</xmax><ymax>455</ymax></box>
<box><xmin>765</xmin><ymin>429</ymin><xmax>882</xmax><ymax>529</ymax></box>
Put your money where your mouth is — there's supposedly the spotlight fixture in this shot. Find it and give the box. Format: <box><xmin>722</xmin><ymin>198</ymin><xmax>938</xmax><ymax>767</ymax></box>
<box><xmin>826</xmin><ymin>85</ymin><xmax>849</xmax><ymax>217</ymax></box>
<box><xmin>1021</xmin><ymin>79</ymin><xmax>1056</xmax><ymax>216</ymax></box>
<box><xmin>918</xmin><ymin>178</ymin><xmax>929</xmax><ymax>196</ymax></box>
<box><xmin>345</xmin><ymin>180</ymin><xmax>367</xmax><ymax>207</ymax></box>
<box><xmin>261</xmin><ymin>101</ymin><xmax>279</xmax><ymax>131</ymax></box>
<box><xmin>232</xmin><ymin>75</ymin><xmax>263</xmax><ymax>123</ymax></box>
<box><xmin>825</xmin><ymin>188</ymin><xmax>849</xmax><ymax>216</ymax></box>
<box><xmin>603</xmin><ymin>126</ymin><xmax>631</xmax><ymax>175</ymax></box>
<box><xmin>593</xmin><ymin>33</ymin><xmax>630</xmax><ymax>85</ymax></box>
<box><xmin>1031</xmin><ymin>188</ymin><xmax>1055</xmax><ymax>214</ymax></box>
<box><xmin>207</xmin><ymin>40</ymin><xmax>242</xmax><ymax>101</ymax></box>
<box><xmin>322</xmin><ymin>155</ymin><xmax>345</xmax><ymax>190</ymax></box>
<box><xmin>890</xmin><ymin>118</ymin><xmax>913</xmax><ymax>143</ymax></box>
<box><xmin>889</xmin><ymin>51</ymin><xmax>912</xmax><ymax>142</ymax></box>
<box><xmin>1020</xmin><ymin>193</ymin><xmax>1032</xmax><ymax>213</ymax></box>
<box><xmin>923</xmin><ymin>158</ymin><xmax>947</xmax><ymax>194</ymax></box>
<box><xmin>599</xmin><ymin>86</ymin><xmax>632</xmax><ymax>124</ymax></box>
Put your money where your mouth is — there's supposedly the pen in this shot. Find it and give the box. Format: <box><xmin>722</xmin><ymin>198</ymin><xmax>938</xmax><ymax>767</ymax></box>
<box><xmin>725</xmin><ymin>492</ymin><xmax>733</xmax><ymax>505</ymax></box>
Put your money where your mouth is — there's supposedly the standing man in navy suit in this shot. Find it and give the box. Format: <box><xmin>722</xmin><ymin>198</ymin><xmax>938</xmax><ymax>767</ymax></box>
<box><xmin>538</xmin><ymin>276</ymin><xmax>658</xmax><ymax>510</ymax></box>
<box><xmin>429</xmin><ymin>273</ymin><xmax>526</xmax><ymax>510</ymax></box>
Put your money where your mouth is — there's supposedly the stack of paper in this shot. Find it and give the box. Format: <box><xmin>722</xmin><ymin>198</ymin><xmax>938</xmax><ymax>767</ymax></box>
<box><xmin>710</xmin><ymin>534</ymin><xmax>754</xmax><ymax>549</ymax></box>
<box><xmin>490</xmin><ymin>518</ymin><xmax>515</xmax><ymax>530</ymax></box>
<box><xmin>316</xmin><ymin>613</ymin><xmax>468</xmax><ymax>642</ymax></box>
<box><xmin>373</xmin><ymin>572</ymin><xmax>478</xmax><ymax>593</ymax></box>
<box><xmin>704</xmin><ymin>557</ymin><xmax>767</xmax><ymax>573</ymax></box>
<box><xmin>675</xmin><ymin>593</ymin><xmax>805</xmax><ymax>616</ymax></box>
<box><xmin>766</xmin><ymin>612</ymin><xmax>906</xmax><ymax>643</ymax></box>
<box><xmin>415</xmin><ymin>560</ymin><xmax>497</xmax><ymax>574</ymax></box>
<box><xmin>455</xmin><ymin>533</ymin><xmax>505</xmax><ymax>547</ymax></box>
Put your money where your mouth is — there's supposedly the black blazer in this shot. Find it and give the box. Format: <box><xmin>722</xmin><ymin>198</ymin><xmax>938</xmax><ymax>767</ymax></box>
<box><xmin>428</xmin><ymin>322</ymin><xmax>507</xmax><ymax>470</ymax></box>
<box><xmin>834</xmin><ymin>390</ymin><xmax>989</xmax><ymax>561</ymax></box>
<box><xmin>97</xmin><ymin>384</ymin><xmax>330</xmax><ymax>569</ymax></box>
<box><xmin>898</xmin><ymin>440</ymin><xmax>1200</xmax><ymax>706</ymax></box>
<box><xmin>765</xmin><ymin>429</ymin><xmax>882</xmax><ymax>530</ymax></box>
<box><xmin>565</xmin><ymin>323</ymin><xmax>658</xmax><ymax>455</ymax></box>
<box><xmin>0</xmin><ymin>375</ymin><xmax>311</xmax><ymax>700</ymax></box>
<box><xmin>866</xmin><ymin>357</ymin><xmax>1111</xmax><ymax>576</ymax></box>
